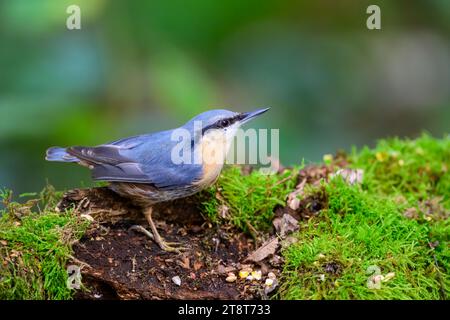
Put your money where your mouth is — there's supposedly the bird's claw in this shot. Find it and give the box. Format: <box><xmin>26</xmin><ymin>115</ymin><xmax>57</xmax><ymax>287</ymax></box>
<box><xmin>158</xmin><ymin>240</ymin><xmax>188</xmax><ymax>253</ymax></box>
<box><xmin>129</xmin><ymin>225</ymin><xmax>188</xmax><ymax>253</ymax></box>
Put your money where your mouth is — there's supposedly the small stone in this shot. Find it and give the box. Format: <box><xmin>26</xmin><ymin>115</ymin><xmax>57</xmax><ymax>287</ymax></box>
<box><xmin>267</xmin><ymin>272</ymin><xmax>276</xmax><ymax>280</ymax></box>
<box><xmin>265</xmin><ymin>278</ymin><xmax>274</xmax><ymax>287</ymax></box>
<box><xmin>226</xmin><ymin>273</ymin><xmax>237</xmax><ymax>283</ymax></box>
<box><xmin>251</xmin><ymin>270</ymin><xmax>262</xmax><ymax>281</ymax></box>
<box><xmin>217</xmin><ymin>265</ymin><xmax>236</xmax><ymax>274</ymax></box>
<box><xmin>172</xmin><ymin>276</ymin><xmax>181</xmax><ymax>286</ymax></box>
<box><xmin>264</xmin><ymin>277</ymin><xmax>279</xmax><ymax>295</ymax></box>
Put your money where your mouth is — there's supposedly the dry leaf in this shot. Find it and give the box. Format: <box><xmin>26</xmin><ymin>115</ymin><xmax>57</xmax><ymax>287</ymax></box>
<box><xmin>287</xmin><ymin>178</ymin><xmax>306</xmax><ymax>210</ymax></box>
<box><xmin>245</xmin><ymin>237</ymin><xmax>279</xmax><ymax>263</ymax></box>
<box><xmin>273</xmin><ymin>214</ymin><xmax>299</xmax><ymax>237</ymax></box>
<box><xmin>217</xmin><ymin>264</ymin><xmax>236</xmax><ymax>274</ymax></box>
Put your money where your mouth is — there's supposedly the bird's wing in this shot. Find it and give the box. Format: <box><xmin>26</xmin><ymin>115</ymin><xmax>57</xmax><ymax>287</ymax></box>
<box><xmin>67</xmin><ymin>132</ymin><xmax>202</xmax><ymax>189</ymax></box>
<box><xmin>66</xmin><ymin>145</ymin><xmax>151</xmax><ymax>183</ymax></box>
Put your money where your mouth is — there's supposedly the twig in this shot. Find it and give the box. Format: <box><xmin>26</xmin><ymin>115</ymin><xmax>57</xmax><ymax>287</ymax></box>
<box><xmin>273</xmin><ymin>170</ymin><xmax>298</xmax><ymax>187</ymax></box>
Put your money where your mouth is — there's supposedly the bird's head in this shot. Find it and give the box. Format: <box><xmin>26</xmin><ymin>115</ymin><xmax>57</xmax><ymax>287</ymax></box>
<box><xmin>182</xmin><ymin>107</ymin><xmax>270</xmax><ymax>165</ymax></box>
<box><xmin>184</xmin><ymin>107</ymin><xmax>270</xmax><ymax>141</ymax></box>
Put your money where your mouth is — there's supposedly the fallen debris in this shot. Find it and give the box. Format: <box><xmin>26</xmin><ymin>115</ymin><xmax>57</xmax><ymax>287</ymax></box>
<box><xmin>225</xmin><ymin>273</ymin><xmax>237</xmax><ymax>283</ymax></box>
<box><xmin>172</xmin><ymin>276</ymin><xmax>181</xmax><ymax>286</ymax></box>
<box><xmin>333</xmin><ymin>168</ymin><xmax>364</xmax><ymax>185</ymax></box>
<box><xmin>251</xmin><ymin>270</ymin><xmax>262</xmax><ymax>281</ymax></box>
<box><xmin>245</xmin><ymin>237</ymin><xmax>279</xmax><ymax>263</ymax></box>
<box><xmin>239</xmin><ymin>269</ymin><xmax>250</xmax><ymax>279</ymax></box>
<box><xmin>264</xmin><ymin>272</ymin><xmax>278</xmax><ymax>294</ymax></box>
<box><xmin>286</xmin><ymin>178</ymin><xmax>307</xmax><ymax>210</ymax></box>
<box><xmin>273</xmin><ymin>214</ymin><xmax>299</xmax><ymax>237</ymax></box>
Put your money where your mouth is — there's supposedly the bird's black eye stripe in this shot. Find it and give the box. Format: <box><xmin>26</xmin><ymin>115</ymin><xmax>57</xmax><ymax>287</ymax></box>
<box><xmin>216</xmin><ymin>114</ymin><xmax>244</xmax><ymax>128</ymax></box>
<box><xmin>202</xmin><ymin>115</ymin><xmax>241</xmax><ymax>134</ymax></box>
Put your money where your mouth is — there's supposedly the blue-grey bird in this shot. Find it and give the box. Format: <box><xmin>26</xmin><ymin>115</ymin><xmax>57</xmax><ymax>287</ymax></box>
<box><xmin>46</xmin><ymin>108</ymin><xmax>269</xmax><ymax>252</ymax></box>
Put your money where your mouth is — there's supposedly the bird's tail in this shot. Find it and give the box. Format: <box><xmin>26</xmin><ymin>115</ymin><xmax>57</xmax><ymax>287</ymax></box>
<box><xmin>45</xmin><ymin>147</ymin><xmax>78</xmax><ymax>162</ymax></box>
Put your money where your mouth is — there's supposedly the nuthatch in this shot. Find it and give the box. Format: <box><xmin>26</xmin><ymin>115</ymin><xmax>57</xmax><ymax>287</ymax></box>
<box><xmin>46</xmin><ymin>108</ymin><xmax>269</xmax><ymax>252</ymax></box>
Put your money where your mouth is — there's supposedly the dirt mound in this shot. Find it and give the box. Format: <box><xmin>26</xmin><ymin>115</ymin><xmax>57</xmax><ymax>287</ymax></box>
<box><xmin>61</xmin><ymin>188</ymin><xmax>271</xmax><ymax>300</ymax></box>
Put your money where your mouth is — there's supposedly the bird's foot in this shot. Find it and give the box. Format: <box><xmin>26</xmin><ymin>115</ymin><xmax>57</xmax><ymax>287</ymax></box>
<box><xmin>157</xmin><ymin>239</ymin><xmax>188</xmax><ymax>253</ymax></box>
<box><xmin>129</xmin><ymin>225</ymin><xmax>187</xmax><ymax>253</ymax></box>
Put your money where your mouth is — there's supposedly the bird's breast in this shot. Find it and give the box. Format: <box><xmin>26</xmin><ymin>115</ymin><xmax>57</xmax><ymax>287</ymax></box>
<box><xmin>193</xmin><ymin>133</ymin><xmax>227</xmax><ymax>188</ymax></box>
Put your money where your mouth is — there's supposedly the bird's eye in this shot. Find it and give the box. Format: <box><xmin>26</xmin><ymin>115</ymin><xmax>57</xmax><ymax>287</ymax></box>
<box><xmin>218</xmin><ymin>119</ymin><xmax>230</xmax><ymax>127</ymax></box>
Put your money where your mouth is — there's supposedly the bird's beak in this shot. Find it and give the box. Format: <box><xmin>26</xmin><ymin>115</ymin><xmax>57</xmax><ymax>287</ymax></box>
<box><xmin>240</xmin><ymin>107</ymin><xmax>270</xmax><ymax>125</ymax></box>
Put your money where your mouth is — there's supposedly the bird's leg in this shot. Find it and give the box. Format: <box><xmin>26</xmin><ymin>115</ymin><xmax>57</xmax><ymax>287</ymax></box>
<box><xmin>142</xmin><ymin>207</ymin><xmax>187</xmax><ymax>253</ymax></box>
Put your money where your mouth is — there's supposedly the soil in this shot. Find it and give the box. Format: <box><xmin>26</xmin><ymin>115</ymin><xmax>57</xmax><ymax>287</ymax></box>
<box><xmin>61</xmin><ymin>188</ymin><xmax>266</xmax><ymax>300</ymax></box>
<box><xmin>60</xmin><ymin>163</ymin><xmax>339</xmax><ymax>300</ymax></box>
<box><xmin>73</xmin><ymin>222</ymin><xmax>253</xmax><ymax>299</ymax></box>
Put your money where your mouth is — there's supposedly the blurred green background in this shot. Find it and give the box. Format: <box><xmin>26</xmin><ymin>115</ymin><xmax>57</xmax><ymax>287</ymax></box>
<box><xmin>0</xmin><ymin>0</ymin><xmax>449</xmax><ymax>195</ymax></box>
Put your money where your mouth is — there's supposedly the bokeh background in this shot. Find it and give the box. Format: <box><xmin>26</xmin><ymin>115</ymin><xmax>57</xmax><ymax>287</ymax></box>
<box><xmin>0</xmin><ymin>0</ymin><xmax>449</xmax><ymax>195</ymax></box>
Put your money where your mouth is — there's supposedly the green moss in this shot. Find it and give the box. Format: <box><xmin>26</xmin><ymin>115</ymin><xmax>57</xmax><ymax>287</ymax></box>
<box><xmin>0</xmin><ymin>187</ymin><xmax>89</xmax><ymax>300</ymax></box>
<box><xmin>279</xmin><ymin>135</ymin><xmax>450</xmax><ymax>300</ymax></box>
<box><xmin>202</xmin><ymin>166</ymin><xmax>298</xmax><ymax>233</ymax></box>
<box><xmin>350</xmin><ymin>133</ymin><xmax>450</xmax><ymax>208</ymax></box>
<box><xmin>280</xmin><ymin>179</ymin><xmax>447</xmax><ymax>299</ymax></box>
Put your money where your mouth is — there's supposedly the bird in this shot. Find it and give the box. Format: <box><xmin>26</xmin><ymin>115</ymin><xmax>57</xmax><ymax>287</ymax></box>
<box><xmin>45</xmin><ymin>107</ymin><xmax>270</xmax><ymax>252</ymax></box>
